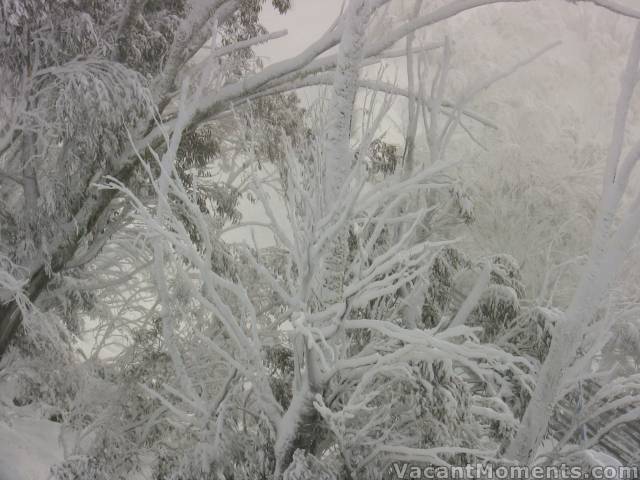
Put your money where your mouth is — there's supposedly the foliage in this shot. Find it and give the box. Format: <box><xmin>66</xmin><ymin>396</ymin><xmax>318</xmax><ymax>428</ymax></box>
<box><xmin>2</xmin><ymin>1</ymin><xmax>640</xmax><ymax>479</ymax></box>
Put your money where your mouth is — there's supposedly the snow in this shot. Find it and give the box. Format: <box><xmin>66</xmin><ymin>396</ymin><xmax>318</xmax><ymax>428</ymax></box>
<box><xmin>0</xmin><ymin>377</ymin><xmax>62</xmax><ymax>480</ymax></box>
<box><xmin>583</xmin><ymin>449</ymin><xmax>624</xmax><ymax>470</ymax></box>
<box><xmin>0</xmin><ymin>416</ymin><xmax>63</xmax><ymax>480</ymax></box>
<box><xmin>4</xmin><ymin>0</ymin><xmax>640</xmax><ymax>478</ymax></box>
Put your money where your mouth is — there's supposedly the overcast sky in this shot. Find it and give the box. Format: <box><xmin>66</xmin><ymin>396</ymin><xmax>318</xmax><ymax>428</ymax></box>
<box><xmin>255</xmin><ymin>0</ymin><xmax>344</xmax><ymax>65</ymax></box>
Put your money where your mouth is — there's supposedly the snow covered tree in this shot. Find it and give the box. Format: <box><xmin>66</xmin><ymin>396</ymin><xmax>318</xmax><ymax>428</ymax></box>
<box><xmin>4</xmin><ymin>1</ymin><xmax>640</xmax><ymax>479</ymax></box>
<box><xmin>46</xmin><ymin>3</ymin><xmax>599</xmax><ymax>479</ymax></box>
<box><xmin>507</xmin><ymin>19</ymin><xmax>640</xmax><ymax>465</ymax></box>
<box><xmin>0</xmin><ymin>0</ymin><xmax>297</xmax><ymax>355</ymax></box>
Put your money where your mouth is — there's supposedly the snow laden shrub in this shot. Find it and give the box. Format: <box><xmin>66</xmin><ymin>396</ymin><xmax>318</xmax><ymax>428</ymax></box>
<box><xmin>9</xmin><ymin>337</ymin><xmax>78</xmax><ymax>415</ymax></box>
<box><xmin>368</xmin><ymin>138</ymin><xmax>400</xmax><ymax>177</ymax></box>
<box><xmin>402</xmin><ymin>251</ymin><xmax>552</xmax><ymax>449</ymax></box>
<box><xmin>49</xmin><ymin>368</ymin><xmax>149</xmax><ymax>479</ymax></box>
<box><xmin>308</xmin><ymin>245</ymin><xmax>532</xmax><ymax>472</ymax></box>
<box><xmin>54</xmin><ymin>252</ymin><xmax>285</xmax><ymax>479</ymax></box>
<box><xmin>420</xmin><ymin>247</ymin><xmax>470</xmax><ymax>329</ymax></box>
<box><xmin>265</xmin><ymin>343</ymin><xmax>295</xmax><ymax>410</ymax></box>
<box><xmin>511</xmin><ymin>306</ymin><xmax>557</xmax><ymax>363</ymax></box>
<box><xmin>282</xmin><ymin>449</ymin><xmax>335</xmax><ymax>480</ymax></box>
<box><xmin>50</xmin><ymin>417</ymin><xmax>148</xmax><ymax>480</ymax></box>
<box><xmin>449</xmin><ymin>183</ymin><xmax>475</xmax><ymax>225</ymax></box>
<box><xmin>408</xmin><ymin>359</ymin><xmax>473</xmax><ymax>455</ymax></box>
<box><xmin>51</xmin><ymin>456</ymin><xmax>110</xmax><ymax>480</ymax></box>
<box><xmin>4</xmin><ymin>304</ymin><xmax>83</xmax><ymax>420</ymax></box>
<box><xmin>467</xmin><ymin>254</ymin><xmax>557</xmax><ymax>365</ymax></box>
<box><xmin>605</xmin><ymin>320</ymin><xmax>640</xmax><ymax>375</ymax></box>
<box><xmin>454</xmin><ymin>255</ymin><xmax>558</xmax><ymax>442</ymax></box>
<box><xmin>469</xmin><ymin>254</ymin><xmax>525</xmax><ymax>344</ymax></box>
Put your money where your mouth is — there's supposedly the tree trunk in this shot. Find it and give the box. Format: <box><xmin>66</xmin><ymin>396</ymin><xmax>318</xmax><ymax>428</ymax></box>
<box><xmin>273</xmin><ymin>382</ymin><xmax>323</xmax><ymax>478</ymax></box>
<box><xmin>0</xmin><ymin>162</ymin><xmax>136</xmax><ymax>357</ymax></box>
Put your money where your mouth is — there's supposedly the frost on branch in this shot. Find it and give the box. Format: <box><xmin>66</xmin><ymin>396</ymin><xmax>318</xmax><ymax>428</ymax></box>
<box><xmin>6</xmin><ymin>1</ymin><xmax>640</xmax><ymax>478</ymax></box>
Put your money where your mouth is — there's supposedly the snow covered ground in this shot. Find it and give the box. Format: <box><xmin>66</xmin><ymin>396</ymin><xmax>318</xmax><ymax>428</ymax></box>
<box><xmin>0</xmin><ymin>379</ymin><xmax>63</xmax><ymax>480</ymax></box>
<box><xmin>0</xmin><ymin>416</ymin><xmax>63</xmax><ymax>480</ymax></box>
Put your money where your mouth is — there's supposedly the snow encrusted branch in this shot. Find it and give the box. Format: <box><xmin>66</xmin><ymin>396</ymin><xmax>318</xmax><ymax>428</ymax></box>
<box><xmin>507</xmin><ymin>22</ymin><xmax>640</xmax><ymax>465</ymax></box>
